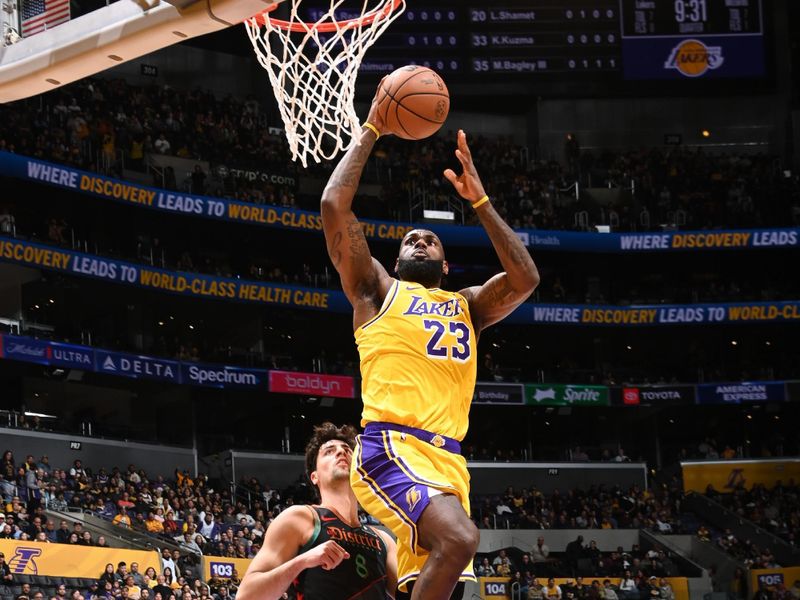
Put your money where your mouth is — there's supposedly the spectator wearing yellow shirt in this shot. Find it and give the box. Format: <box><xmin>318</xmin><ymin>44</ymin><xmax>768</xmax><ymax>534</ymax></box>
<box><xmin>124</xmin><ymin>576</ymin><xmax>142</xmax><ymax>600</ymax></box>
<box><xmin>697</xmin><ymin>526</ymin><xmax>711</xmax><ymax>543</ymax></box>
<box><xmin>145</xmin><ymin>512</ymin><xmax>164</xmax><ymax>534</ymax></box>
<box><xmin>544</xmin><ymin>577</ymin><xmax>562</xmax><ymax>599</ymax></box>
<box><xmin>144</xmin><ymin>567</ymin><xmax>158</xmax><ymax>588</ymax></box>
<box><xmin>113</xmin><ymin>507</ymin><xmax>132</xmax><ymax>528</ymax></box>
<box><xmin>182</xmin><ymin>515</ymin><xmax>196</xmax><ymax>534</ymax></box>
<box><xmin>496</xmin><ymin>558</ymin><xmax>512</xmax><ymax>577</ymax></box>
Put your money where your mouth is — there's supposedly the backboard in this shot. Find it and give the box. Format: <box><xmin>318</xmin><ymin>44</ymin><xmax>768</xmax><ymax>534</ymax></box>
<box><xmin>0</xmin><ymin>0</ymin><xmax>281</xmax><ymax>103</ymax></box>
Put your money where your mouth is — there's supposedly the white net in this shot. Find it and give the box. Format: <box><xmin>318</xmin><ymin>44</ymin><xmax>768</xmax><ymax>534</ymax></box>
<box><xmin>245</xmin><ymin>0</ymin><xmax>405</xmax><ymax>167</ymax></box>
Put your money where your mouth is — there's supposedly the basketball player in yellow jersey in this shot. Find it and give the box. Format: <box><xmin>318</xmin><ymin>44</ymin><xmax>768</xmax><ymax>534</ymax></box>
<box><xmin>321</xmin><ymin>83</ymin><xmax>540</xmax><ymax>600</ymax></box>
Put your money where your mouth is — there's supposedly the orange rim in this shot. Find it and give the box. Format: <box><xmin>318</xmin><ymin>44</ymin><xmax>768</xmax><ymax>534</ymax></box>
<box><xmin>249</xmin><ymin>0</ymin><xmax>403</xmax><ymax>32</ymax></box>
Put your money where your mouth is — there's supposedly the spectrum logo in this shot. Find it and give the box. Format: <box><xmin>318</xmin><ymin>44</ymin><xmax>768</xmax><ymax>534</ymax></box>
<box><xmin>665</xmin><ymin>39</ymin><xmax>724</xmax><ymax>77</ymax></box>
<box><xmin>8</xmin><ymin>547</ymin><xmax>42</xmax><ymax>574</ymax></box>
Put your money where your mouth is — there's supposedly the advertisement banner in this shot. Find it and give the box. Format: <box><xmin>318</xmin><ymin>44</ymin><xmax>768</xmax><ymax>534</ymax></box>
<box><xmin>472</xmin><ymin>383</ymin><xmax>525</xmax><ymax>405</ymax></box>
<box><xmin>0</xmin><ymin>335</ymin><xmax>51</xmax><ymax>365</ymax></box>
<box><xmin>6</xmin><ymin>234</ymin><xmax>800</xmax><ymax>325</ymax></box>
<box><xmin>0</xmin><ymin>237</ymin><xmax>351</xmax><ymax>314</ymax></box>
<box><xmin>696</xmin><ymin>382</ymin><xmax>787</xmax><ymax>404</ymax></box>
<box><xmin>95</xmin><ymin>350</ymin><xmax>181</xmax><ymax>384</ymax></box>
<box><xmin>750</xmin><ymin>568</ymin><xmax>800</xmax><ymax>594</ymax></box>
<box><xmin>681</xmin><ymin>459</ymin><xmax>800</xmax><ymax>493</ymax></box>
<box><xmin>0</xmin><ymin>334</ymin><xmax>268</xmax><ymax>390</ymax></box>
<box><xmin>525</xmin><ymin>384</ymin><xmax>609</xmax><ymax>407</ymax></box>
<box><xmin>268</xmin><ymin>370</ymin><xmax>356</xmax><ymax>399</ymax></box>
<box><xmin>616</xmin><ymin>385</ymin><xmax>696</xmax><ymax>406</ymax></box>
<box><xmin>479</xmin><ymin>577</ymin><xmax>688</xmax><ymax>600</ymax></box>
<box><xmin>204</xmin><ymin>557</ymin><xmax>252</xmax><ymax>580</ymax></box>
<box><xmin>514</xmin><ymin>302</ymin><xmax>800</xmax><ymax>326</ymax></box>
<box><xmin>3</xmin><ymin>152</ymin><xmax>800</xmax><ymax>253</ymax></box>
<box><xmin>0</xmin><ymin>540</ymin><xmax>160</xmax><ymax>578</ymax></box>
<box><xmin>179</xmin><ymin>363</ymin><xmax>266</xmax><ymax>390</ymax></box>
<box><xmin>49</xmin><ymin>340</ymin><xmax>94</xmax><ymax>369</ymax></box>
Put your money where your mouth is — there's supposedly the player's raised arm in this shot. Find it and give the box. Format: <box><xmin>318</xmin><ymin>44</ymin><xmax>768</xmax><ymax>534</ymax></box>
<box><xmin>321</xmin><ymin>85</ymin><xmax>393</xmax><ymax>322</ymax></box>
<box><xmin>444</xmin><ymin>129</ymin><xmax>540</xmax><ymax>331</ymax></box>
<box><xmin>236</xmin><ymin>506</ymin><xmax>349</xmax><ymax>600</ymax></box>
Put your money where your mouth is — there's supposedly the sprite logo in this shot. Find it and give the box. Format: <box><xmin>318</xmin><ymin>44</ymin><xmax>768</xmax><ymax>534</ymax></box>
<box><xmin>525</xmin><ymin>384</ymin><xmax>609</xmax><ymax>406</ymax></box>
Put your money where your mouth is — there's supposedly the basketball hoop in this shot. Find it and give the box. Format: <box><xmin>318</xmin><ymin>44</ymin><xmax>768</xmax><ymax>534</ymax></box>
<box><xmin>245</xmin><ymin>0</ymin><xmax>405</xmax><ymax>167</ymax></box>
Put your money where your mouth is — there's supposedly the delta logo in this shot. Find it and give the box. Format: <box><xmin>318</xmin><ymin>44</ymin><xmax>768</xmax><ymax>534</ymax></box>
<box><xmin>665</xmin><ymin>39</ymin><xmax>724</xmax><ymax>77</ymax></box>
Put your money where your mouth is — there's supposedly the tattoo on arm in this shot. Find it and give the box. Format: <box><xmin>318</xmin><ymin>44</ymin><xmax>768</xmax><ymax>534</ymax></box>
<box><xmin>329</xmin><ymin>232</ymin><xmax>343</xmax><ymax>267</ymax></box>
<box><xmin>346</xmin><ymin>219</ymin><xmax>369</xmax><ymax>262</ymax></box>
<box><xmin>476</xmin><ymin>205</ymin><xmax>538</xmax><ymax>282</ymax></box>
<box><xmin>504</xmin><ymin>235</ymin><xmax>530</xmax><ymax>266</ymax></box>
<box><xmin>490</xmin><ymin>278</ymin><xmax>516</xmax><ymax>306</ymax></box>
<box><xmin>484</xmin><ymin>215</ymin><xmax>528</xmax><ymax>266</ymax></box>
<box><xmin>326</xmin><ymin>141</ymin><xmax>373</xmax><ymax>192</ymax></box>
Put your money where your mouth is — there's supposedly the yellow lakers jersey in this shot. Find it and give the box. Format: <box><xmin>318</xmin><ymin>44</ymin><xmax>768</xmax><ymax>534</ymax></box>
<box><xmin>355</xmin><ymin>279</ymin><xmax>477</xmax><ymax>441</ymax></box>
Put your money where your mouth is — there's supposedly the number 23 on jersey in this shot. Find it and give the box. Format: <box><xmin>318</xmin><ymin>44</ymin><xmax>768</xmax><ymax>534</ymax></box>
<box><xmin>423</xmin><ymin>319</ymin><xmax>471</xmax><ymax>361</ymax></box>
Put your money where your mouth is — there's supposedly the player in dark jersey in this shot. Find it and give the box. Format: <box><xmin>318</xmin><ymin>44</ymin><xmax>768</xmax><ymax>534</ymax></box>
<box><xmin>237</xmin><ymin>423</ymin><xmax>397</xmax><ymax>600</ymax></box>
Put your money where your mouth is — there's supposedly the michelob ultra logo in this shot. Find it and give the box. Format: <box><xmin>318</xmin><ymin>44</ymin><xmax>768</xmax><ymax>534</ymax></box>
<box><xmin>665</xmin><ymin>39</ymin><xmax>724</xmax><ymax>77</ymax></box>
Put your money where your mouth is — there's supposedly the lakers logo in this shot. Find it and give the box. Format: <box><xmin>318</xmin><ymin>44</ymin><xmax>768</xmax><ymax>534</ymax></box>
<box><xmin>665</xmin><ymin>39</ymin><xmax>724</xmax><ymax>77</ymax></box>
<box><xmin>725</xmin><ymin>468</ymin><xmax>745</xmax><ymax>490</ymax></box>
<box><xmin>406</xmin><ymin>486</ymin><xmax>422</xmax><ymax>513</ymax></box>
<box><xmin>430</xmin><ymin>435</ymin><xmax>446</xmax><ymax>448</ymax></box>
<box><xmin>8</xmin><ymin>547</ymin><xmax>42</xmax><ymax>574</ymax></box>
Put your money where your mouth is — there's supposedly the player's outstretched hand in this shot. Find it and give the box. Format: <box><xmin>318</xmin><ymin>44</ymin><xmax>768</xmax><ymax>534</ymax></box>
<box><xmin>366</xmin><ymin>77</ymin><xmax>392</xmax><ymax>137</ymax></box>
<box><xmin>305</xmin><ymin>540</ymin><xmax>350</xmax><ymax>571</ymax></box>
<box><xmin>443</xmin><ymin>129</ymin><xmax>487</xmax><ymax>204</ymax></box>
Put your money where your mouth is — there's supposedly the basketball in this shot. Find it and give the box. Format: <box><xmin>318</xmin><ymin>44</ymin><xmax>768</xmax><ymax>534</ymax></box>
<box><xmin>378</xmin><ymin>65</ymin><xmax>450</xmax><ymax>140</ymax></box>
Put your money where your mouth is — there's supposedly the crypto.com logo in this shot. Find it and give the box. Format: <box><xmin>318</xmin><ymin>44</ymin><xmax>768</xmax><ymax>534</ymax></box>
<box><xmin>8</xmin><ymin>547</ymin><xmax>42</xmax><ymax>574</ymax></box>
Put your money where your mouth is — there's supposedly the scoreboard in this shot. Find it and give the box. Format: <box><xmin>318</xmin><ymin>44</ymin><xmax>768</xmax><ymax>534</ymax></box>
<box><xmin>335</xmin><ymin>2</ymin><xmax>624</xmax><ymax>78</ymax></box>
<box><xmin>304</xmin><ymin>0</ymin><xmax>768</xmax><ymax>82</ymax></box>
<box><xmin>620</xmin><ymin>0</ymin><xmax>766</xmax><ymax>79</ymax></box>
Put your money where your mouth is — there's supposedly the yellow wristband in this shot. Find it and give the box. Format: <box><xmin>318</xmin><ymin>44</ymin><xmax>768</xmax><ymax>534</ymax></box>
<box><xmin>472</xmin><ymin>195</ymin><xmax>490</xmax><ymax>209</ymax></box>
<box><xmin>362</xmin><ymin>122</ymin><xmax>381</xmax><ymax>139</ymax></box>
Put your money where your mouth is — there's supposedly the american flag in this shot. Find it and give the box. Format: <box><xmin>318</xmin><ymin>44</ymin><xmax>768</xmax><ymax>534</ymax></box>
<box><xmin>21</xmin><ymin>0</ymin><xmax>70</xmax><ymax>38</ymax></box>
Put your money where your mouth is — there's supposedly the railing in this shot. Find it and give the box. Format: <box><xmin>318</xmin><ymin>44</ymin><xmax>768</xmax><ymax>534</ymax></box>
<box><xmin>230</xmin><ymin>480</ymin><xmax>265</xmax><ymax>512</ymax></box>
<box><xmin>408</xmin><ymin>181</ymin><xmax>466</xmax><ymax>225</ymax></box>
<box><xmin>640</xmin><ymin>529</ymin><xmax>704</xmax><ymax>577</ymax></box>
<box><xmin>684</xmin><ymin>492</ymin><xmax>800</xmax><ymax>567</ymax></box>
<box><xmin>51</xmin><ymin>505</ymin><xmax>201</xmax><ymax>556</ymax></box>
<box><xmin>560</xmin><ymin>180</ymin><xmax>580</xmax><ymax>201</ymax></box>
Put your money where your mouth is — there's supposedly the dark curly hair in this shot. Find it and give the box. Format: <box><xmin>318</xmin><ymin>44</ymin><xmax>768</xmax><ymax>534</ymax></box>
<box><xmin>304</xmin><ymin>422</ymin><xmax>358</xmax><ymax>487</ymax></box>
